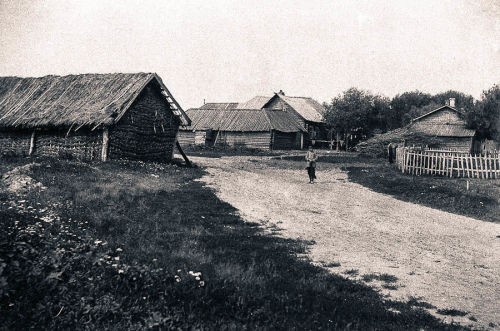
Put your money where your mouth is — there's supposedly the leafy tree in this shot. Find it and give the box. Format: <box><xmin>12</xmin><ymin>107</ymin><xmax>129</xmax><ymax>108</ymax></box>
<box><xmin>432</xmin><ymin>90</ymin><xmax>474</xmax><ymax>110</ymax></box>
<box><xmin>466</xmin><ymin>85</ymin><xmax>500</xmax><ymax>141</ymax></box>
<box><xmin>324</xmin><ymin>88</ymin><xmax>390</xmax><ymax>147</ymax></box>
<box><xmin>390</xmin><ymin>91</ymin><xmax>432</xmax><ymax>128</ymax></box>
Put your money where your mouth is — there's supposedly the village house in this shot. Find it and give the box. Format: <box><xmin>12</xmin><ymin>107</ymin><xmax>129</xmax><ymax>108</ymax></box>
<box><xmin>178</xmin><ymin>108</ymin><xmax>305</xmax><ymax>150</ymax></box>
<box><xmin>407</xmin><ymin>98</ymin><xmax>475</xmax><ymax>152</ymax></box>
<box><xmin>178</xmin><ymin>90</ymin><xmax>327</xmax><ymax>149</ymax></box>
<box><xmin>0</xmin><ymin>73</ymin><xmax>190</xmax><ymax>162</ymax></box>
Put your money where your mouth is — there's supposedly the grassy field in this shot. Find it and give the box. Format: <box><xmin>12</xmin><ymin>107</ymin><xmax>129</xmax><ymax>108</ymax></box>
<box><xmin>279</xmin><ymin>153</ymin><xmax>500</xmax><ymax>223</ymax></box>
<box><xmin>0</xmin><ymin>155</ymin><xmax>466</xmax><ymax>330</ymax></box>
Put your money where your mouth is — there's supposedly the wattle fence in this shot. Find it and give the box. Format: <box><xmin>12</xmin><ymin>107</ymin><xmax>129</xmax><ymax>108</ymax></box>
<box><xmin>395</xmin><ymin>147</ymin><xmax>500</xmax><ymax>179</ymax></box>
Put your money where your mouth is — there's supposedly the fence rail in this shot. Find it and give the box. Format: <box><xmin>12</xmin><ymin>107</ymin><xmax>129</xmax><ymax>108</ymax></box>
<box><xmin>395</xmin><ymin>148</ymin><xmax>500</xmax><ymax>179</ymax></box>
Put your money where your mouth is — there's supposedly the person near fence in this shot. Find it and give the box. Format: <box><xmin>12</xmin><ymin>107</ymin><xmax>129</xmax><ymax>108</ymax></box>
<box><xmin>387</xmin><ymin>143</ymin><xmax>394</xmax><ymax>164</ymax></box>
<box><xmin>305</xmin><ymin>146</ymin><xmax>318</xmax><ymax>183</ymax></box>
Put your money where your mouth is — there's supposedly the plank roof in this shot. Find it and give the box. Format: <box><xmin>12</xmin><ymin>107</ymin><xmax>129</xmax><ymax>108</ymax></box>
<box><xmin>182</xmin><ymin>108</ymin><xmax>305</xmax><ymax>133</ymax></box>
<box><xmin>410</xmin><ymin>105</ymin><xmax>475</xmax><ymax>137</ymax></box>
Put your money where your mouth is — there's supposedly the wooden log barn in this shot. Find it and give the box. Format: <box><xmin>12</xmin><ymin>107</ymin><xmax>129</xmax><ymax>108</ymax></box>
<box><xmin>0</xmin><ymin>73</ymin><xmax>190</xmax><ymax>162</ymax></box>
<box><xmin>178</xmin><ymin>90</ymin><xmax>326</xmax><ymax>149</ymax></box>
<box><xmin>178</xmin><ymin>108</ymin><xmax>306</xmax><ymax>150</ymax></box>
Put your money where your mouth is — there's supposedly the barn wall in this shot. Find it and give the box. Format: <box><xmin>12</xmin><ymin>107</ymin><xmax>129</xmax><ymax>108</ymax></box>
<box><xmin>0</xmin><ymin>130</ymin><xmax>31</xmax><ymax>156</ymax></box>
<box><xmin>406</xmin><ymin>136</ymin><xmax>472</xmax><ymax>152</ymax></box>
<box><xmin>272</xmin><ymin>131</ymin><xmax>299</xmax><ymax>149</ymax></box>
<box><xmin>178</xmin><ymin>130</ymin><xmax>209</xmax><ymax>146</ymax></box>
<box><xmin>216</xmin><ymin>131</ymin><xmax>271</xmax><ymax>149</ymax></box>
<box><xmin>0</xmin><ymin>128</ymin><xmax>101</xmax><ymax>159</ymax></box>
<box><xmin>109</xmin><ymin>82</ymin><xmax>180</xmax><ymax>162</ymax></box>
<box><xmin>177</xmin><ymin>131</ymin><xmax>196</xmax><ymax>145</ymax></box>
<box><xmin>36</xmin><ymin>129</ymin><xmax>101</xmax><ymax>159</ymax></box>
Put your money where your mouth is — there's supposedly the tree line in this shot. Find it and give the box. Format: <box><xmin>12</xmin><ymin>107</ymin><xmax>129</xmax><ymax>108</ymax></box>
<box><xmin>323</xmin><ymin>84</ymin><xmax>500</xmax><ymax>145</ymax></box>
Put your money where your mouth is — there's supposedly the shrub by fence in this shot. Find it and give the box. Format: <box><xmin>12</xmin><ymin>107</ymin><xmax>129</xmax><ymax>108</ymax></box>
<box><xmin>395</xmin><ymin>147</ymin><xmax>499</xmax><ymax>179</ymax></box>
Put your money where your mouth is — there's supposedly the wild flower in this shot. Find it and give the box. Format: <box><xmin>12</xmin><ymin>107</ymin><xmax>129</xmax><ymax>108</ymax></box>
<box><xmin>114</xmin><ymin>257</ymin><xmax>120</xmax><ymax>261</ymax></box>
<box><xmin>118</xmin><ymin>269</ymin><xmax>124</xmax><ymax>274</ymax></box>
<box><xmin>199</xmin><ymin>281</ymin><xmax>205</xmax><ymax>287</ymax></box>
<box><xmin>116</xmin><ymin>248</ymin><xmax>123</xmax><ymax>252</ymax></box>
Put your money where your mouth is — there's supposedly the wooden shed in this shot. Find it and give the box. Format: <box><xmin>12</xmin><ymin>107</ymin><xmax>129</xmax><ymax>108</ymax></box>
<box><xmin>0</xmin><ymin>73</ymin><xmax>190</xmax><ymax>162</ymax></box>
<box><xmin>237</xmin><ymin>91</ymin><xmax>327</xmax><ymax>146</ymax></box>
<box><xmin>178</xmin><ymin>108</ymin><xmax>305</xmax><ymax>150</ymax></box>
<box><xmin>407</xmin><ymin>103</ymin><xmax>475</xmax><ymax>152</ymax></box>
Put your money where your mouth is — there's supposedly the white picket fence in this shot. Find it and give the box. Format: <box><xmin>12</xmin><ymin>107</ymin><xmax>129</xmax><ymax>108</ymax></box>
<box><xmin>395</xmin><ymin>147</ymin><xmax>500</xmax><ymax>179</ymax></box>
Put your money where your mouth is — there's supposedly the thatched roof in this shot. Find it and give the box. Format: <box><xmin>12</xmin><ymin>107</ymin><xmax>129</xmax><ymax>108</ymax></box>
<box><xmin>0</xmin><ymin>73</ymin><xmax>190</xmax><ymax>129</ymax></box>
<box><xmin>182</xmin><ymin>108</ymin><xmax>305</xmax><ymax>133</ymax></box>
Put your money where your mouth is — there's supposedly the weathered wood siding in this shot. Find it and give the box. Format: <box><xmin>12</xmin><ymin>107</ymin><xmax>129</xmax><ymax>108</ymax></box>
<box><xmin>265</xmin><ymin>97</ymin><xmax>306</xmax><ymax>128</ymax></box>
<box><xmin>215</xmin><ymin>131</ymin><xmax>271</xmax><ymax>149</ymax></box>
<box><xmin>109</xmin><ymin>82</ymin><xmax>180</xmax><ymax>162</ymax></box>
<box><xmin>178</xmin><ymin>130</ymin><xmax>208</xmax><ymax>146</ymax></box>
<box><xmin>412</xmin><ymin>109</ymin><xmax>465</xmax><ymax>133</ymax></box>
<box><xmin>406</xmin><ymin>136</ymin><xmax>472</xmax><ymax>152</ymax></box>
<box><xmin>272</xmin><ymin>131</ymin><xmax>298</xmax><ymax>149</ymax></box>
<box><xmin>177</xmin><ymin>131</ymin><xmax>196</xmax><ymax>145</ymax></box>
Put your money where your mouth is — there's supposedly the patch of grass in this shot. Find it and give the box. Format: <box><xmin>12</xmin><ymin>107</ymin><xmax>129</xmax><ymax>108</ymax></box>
<box><xmin>343</xmin><ymin>157</ymin><xmax>500</xmax><ymax>223</ymax></box>
<box><xmin>344</xmin><ymin>269</ymin><xmax>359</xmax><ymax>276</ymax></box>
<box><xmin>362</xmin><ymin>273</ymin><xmax>398</xmax><ymax>283</ymax></box>
<box><xmin>0</xmin><ymin>157</ymin><xmax>466</xmax><ymax>330</ymax></box>
<box><xmin>382</xmin><ymin>284</ymin><xmax>399</xmax><ymax>290</ymax></box>
<box><xmin>436</xmin><ymin>309</ymin><xmax>469</xmax><ymax>317</ymax></box>
<box><xmin>325</xmin><ymin>262</ymin><xmax>341</xmax><ymax>268</ymax></box>
<box><xmin>407</xmin><ymin>297</ymin><xmax>436</xmax><ymax>309</ymax></box>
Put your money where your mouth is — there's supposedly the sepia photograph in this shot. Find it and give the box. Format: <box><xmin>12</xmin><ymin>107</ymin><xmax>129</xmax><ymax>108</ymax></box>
<box><xmin>0</xmin><ymin>0</ymin><xmax>499</xmax><ymax>329</ymax></box>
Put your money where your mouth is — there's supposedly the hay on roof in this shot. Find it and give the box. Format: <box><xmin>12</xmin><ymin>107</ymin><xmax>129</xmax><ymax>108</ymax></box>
<box><xmin>0</xmin><ymin>73</ymin><xmax>189</xmax><ymax>129</ymax></box>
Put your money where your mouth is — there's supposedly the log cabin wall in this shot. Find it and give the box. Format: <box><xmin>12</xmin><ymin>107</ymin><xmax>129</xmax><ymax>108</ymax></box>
<box><xmin>108</xmin><ymin>82</ymin><xmax>180</xmax><ymax>162</ymax></box>
<box><xmin>272</xmin><ymin>131</ymin><xmax>299</xmax><ymax>149</ymax></box>
<box><xmin>215</xmin><ymin>131</ymin><xmax>271</xmax><ymax>149</ymax></box>
<box><xmin>177</xmin><ymin>131</ymin><xmax>196</xmax><ymax>145</ymax></box>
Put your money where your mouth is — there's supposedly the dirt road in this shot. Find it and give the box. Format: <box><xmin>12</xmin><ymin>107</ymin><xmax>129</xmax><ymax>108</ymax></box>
<box><xmin>191</xmin><ymin>154</ymin><xmax>500</xmax><ymax>328</ymax></box>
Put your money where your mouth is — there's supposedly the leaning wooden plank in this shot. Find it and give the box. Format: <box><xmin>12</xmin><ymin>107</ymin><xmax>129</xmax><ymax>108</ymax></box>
<box><xmin>176</xmin><ymin>141</ymin><xmax>192</xmax><ymax>167</ymax></box>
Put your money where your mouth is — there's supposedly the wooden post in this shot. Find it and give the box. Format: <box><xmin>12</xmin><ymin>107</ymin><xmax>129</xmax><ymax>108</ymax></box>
<box><xmin>101</xmin><ymin>127</ymin><xmax>109</xmax><ymax>162</ymax></box>
<box><xmin>28</xmin><ymin>130</ymin><xmax>36</xmax><ymax>156</ymax></box>
<box><xmin>176</xmin><ymin>141</ymin><xmax>192</xmax><ymax>167</ymax></box>
<box><xmin>450</xmin><ymin>154</ymin><xmax>454</xmax><ymax>178</ymax></box>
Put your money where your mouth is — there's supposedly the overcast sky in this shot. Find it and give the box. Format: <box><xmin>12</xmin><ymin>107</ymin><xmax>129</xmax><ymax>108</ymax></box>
<box><xmin>0</xmin><ymin>0</ymin><xmax>499</xmax><ymax>109</ymax></box>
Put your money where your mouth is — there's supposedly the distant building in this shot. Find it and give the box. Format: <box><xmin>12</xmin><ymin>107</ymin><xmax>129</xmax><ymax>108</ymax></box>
<box><xmin>179</xmin><ymin>91</ymin><xmax>326</xmax><ymax>149</ymax></box>
<box><xmin>408</xmin><ymin>98</ymin><xmax>475</xmax><ymax>151</ymax></box>
<box><xmin>0</xmin><ymin>73</ymin><xmax>190</xmax><ymax>161</ymax></box>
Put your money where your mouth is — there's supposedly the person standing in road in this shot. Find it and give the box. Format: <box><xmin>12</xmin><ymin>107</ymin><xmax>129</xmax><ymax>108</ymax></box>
<box><xmin>305</xmin><ymin>146</ymin><xmax>318</xmax><ymax>183</ymax></box>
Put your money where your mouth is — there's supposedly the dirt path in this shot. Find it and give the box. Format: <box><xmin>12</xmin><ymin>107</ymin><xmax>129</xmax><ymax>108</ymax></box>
<box><xmin>191</xmin><ymin>155</ymin><xmax>500</xmax><ymax>328</ymax></box>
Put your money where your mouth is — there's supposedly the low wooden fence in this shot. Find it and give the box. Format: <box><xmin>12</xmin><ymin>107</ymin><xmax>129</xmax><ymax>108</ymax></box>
<box><xmin>395</xmin><ymin>148</ymin><xmax>499</xmax><ymax>179</ymax></box>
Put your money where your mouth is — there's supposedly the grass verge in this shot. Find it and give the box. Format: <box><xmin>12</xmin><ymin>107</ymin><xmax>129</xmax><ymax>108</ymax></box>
<box><xmin>0</xmin><ymin>156</ymin><xmax>465</xmax><ymax>330</ymax></box>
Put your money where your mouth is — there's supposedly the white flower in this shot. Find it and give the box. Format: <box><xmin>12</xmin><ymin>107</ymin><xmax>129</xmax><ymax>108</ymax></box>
<box><xmin>118</xmin><ymin>269</ymin><xmax>124</xmax><ymax>274</ymax></box>
<box><xmin>116</xmin><ymin>248</ymin><xmax>123</xmax><ymax>252</ymax></box>
<box><xmin>114</xmin><ymin>256</ymin><xmax>120</xmax><ymax>261</ymax></box>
